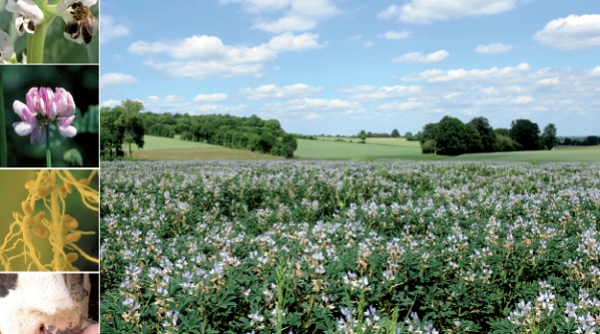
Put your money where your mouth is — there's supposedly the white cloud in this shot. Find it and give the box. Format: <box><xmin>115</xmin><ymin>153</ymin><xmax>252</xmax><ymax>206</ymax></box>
<box><xmin>100</xmin><ymin>73</ymin><xmax>138</xmax><ymax>87</ymax></box>
<box><xmin>222</xmin><ymin>0</ymin><xmax>338</xmax><ymax>32</ymax></box>
<box><xmin>128</xmin><ymin>33</ymin><xmax>325</xmax><ymax>79</ymax></box>
<box><xmin>101</xmin><ymin>100</ymin><xmax>121</xmax><ymax>108</ymax></box>
<box><xmin>348</xmin><ymin>34</ymin><xmax>362</xmax><ymax>42</ymax></box>
<box><xmin>237</xmin><ymin>83</ymin><xmax>323</xmax><ymax>100</ymax></box>
<box><xmin>402</xmin><ymin>62</ymin><xmax>530</xmax><ymax>82</ymax></box>
<box><xmin>536</xmin><ymin>77</ymin><xmax>560</xmax><ymax>85</ymax></box>
<box><xmin>100</xmin><ymin>15</ymin><xmax>130</xmax><ymax>44</ymax></box>
<box><xmin>362</xmin><ymin>41</ymin><xmax>374</xmax><ymax>48</ymax></box>
<box><xmin>512</xmin><ymin>95</ymin><xmax>533</xmax><ymax>104</ymax></box>
<box><xmin>265</xmin><ymin>98</ymin><xmax>358</xmax><ymax>112</ymax></box>
<box><xmin>533</xmin><ymin>14</ymin><xmax>600</xmax><ymax>50</ymax></box>
<box><xmin>193</xmin><ymin>93</ymin><xmax>229</xmax><ymax>103</ymax></box>
<box><xmin>304</xmin><ymin>112</ymin><xmax>322</xmax><ymax>120</ymax></box>
<box><xmin>378</xmin><ymin>30</ymin><xmax>412</xmax><ymax>40</ymax></box>
<box><xmin>444</xmin><ymin>92</ymin><xmax>461</xmax><ymax>99</ymax></box>
<box><xmin>480</xmin><ymin>87</ymin><xmax>498</xmax><ymax>95</ymax></box>
<box><xmin>253</xmin><ymin>16</ymin><xmax>316</xmax><ymax>33</ymax></box>
<box><xmin>475</xmin><ymin>43</ymin><xmax>513</xmax><ymax>54</ymax></box>
<box><xmin>379</xmin><ymin>98</ymin><xmax>423</xmax><ymax>110</ymax></box>
<box><xmin>393</xmin><ymin>50</ymin><xmax>449</xmax><ymax>63</ymax></box>
<box><xmin>378</xmin><ymin>0</ymin><xmax>518</xmax><ymax>24</ymax></box>
<box><xmin>267</xmin><ymin>32</ymin><xmax>326</xmax><ymax>51</ymax></box>
<box><xmin>591</xmin><ymin>66</ymin><xmax>600</xmax><ymax>76</ymax></box>
<box><xmin>340</xmin><ymin>85</ymin><xmax>422</xmax><ymax>100</ymax></box>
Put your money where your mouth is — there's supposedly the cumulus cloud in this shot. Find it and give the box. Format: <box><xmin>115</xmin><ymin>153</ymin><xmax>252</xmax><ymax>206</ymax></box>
<box><xmin>303</xmin><ymin>112</ymin><xmax>322</xmax><ymax>120</ymax></box>
<box><xmin>512</xmin><ymin>95</ymin><xmax>533</xmax><ymax>104</ymax></box>
<box><xmin>402</xmin><ymin>62</ymin><xmax>531</xmax><ymax>82</ymax></box>
<box><xmin>393</xmin><ymin>50</ymin><xmax>449</xmax><ymax>63</ymax></box>
<box><xmin>237</xmin><ymin>83</ymin><xmax>323</xmax><ymax>100</ymax></box>
<box><xmin>444</xmin><ymin>92</ymin><xmax>461</xmax><ymax>99</ymax></box>
<box><xmin>253</xmin><ymin>16</ymin><xmax>316</xmax><ymax>33</ymax></box>
<box><xmin>536</xmin><ymin>77</ymin><xmax>560</xmax><ymax>85</ymax></box>
<box><xmin>221</xmin><ymin>0</ymin><xmax>338</xmax><ymax>32</ymax></box>
<box><xmin>128</xmin><ymin>32</ymin><xmax>326</xmax><ymax>79</ymax></box>
<box><xmin>336</xmin><ymin>85</ymin><xmax>421</xmax><ymax>100</ymax></box>
<box><xmin>378</xmin><ymin>0</ymin><xmax>518</xmax><ymax>24</ymax></box>
<box><xmin>378</xmin><ymin>30</ymin><xmax>412</xmax><ymax>40</ymax></box>
<box><xmin>533</xmin><ymin>14</ymin><xmax>600</xmax><ymax>49</ymax></box>
<box><xmin>100</xmin><ymin>73</ymin><xmax>138</xmax><ymax>87</ymax></box>
<box><xmin>379</xmin><ymin>98</ymin><xmax>423</xmax><ymax>110</ymax></box>
<box><xmin>475</xmin><ymin>43</ymin><xmax>513</xmax><ymax>54</ymax></box>
<box><xmin>101</xmin><ymin>100</ymin><xmax>121</xmax><ymax>108</ymax></box>
<box><xmin>193</xmin><ymin>93</ymin><xmax>229</xmax><ymax>103</ymax></box>
<box><xmin>100</xmin><ymin>15</ymin><xmax>130</xmax><ymax>43</ymax></box>
<box><xmin>264</xmin><ymin>98</ymin><xmax>358</xmax><ymax>112</ymax></box>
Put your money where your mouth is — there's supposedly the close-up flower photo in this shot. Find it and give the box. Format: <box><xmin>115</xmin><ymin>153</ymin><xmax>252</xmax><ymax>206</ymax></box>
<box><xmin>0</xmin><ymin>0</ymin><xmax>98</xmax><ymax>63</ymax></box>
<box><xmin>1</xmin><ymin>65</ymin><xmax>98</xmax><ymax>167</ymax></box>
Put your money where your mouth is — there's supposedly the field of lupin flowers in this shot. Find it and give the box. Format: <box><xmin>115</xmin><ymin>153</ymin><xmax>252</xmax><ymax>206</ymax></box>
<box><xmin>100</xmin><ymin>160</ymin><xmax>600</xmax><ymax>334</ymax></box>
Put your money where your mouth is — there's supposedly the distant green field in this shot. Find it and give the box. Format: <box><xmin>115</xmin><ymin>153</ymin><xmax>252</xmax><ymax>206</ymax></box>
<box><xmin>127</xmin><ymin>136</ymin><xmax>282</xmax><ymax>160</ymax></box>
<box><xmin>294</xmin><ymin>138</ymin><xmax>440</xmax><ymax>160</ymax></box>
<box><xmin>126</xmin><ymin>135</ymin><xmax>599</xmax><ymax>162</ymax></box>
<box><xmin>450</xmin><ymin>146</ymin><xmax>600</xmax><ymax>162</ymax></box>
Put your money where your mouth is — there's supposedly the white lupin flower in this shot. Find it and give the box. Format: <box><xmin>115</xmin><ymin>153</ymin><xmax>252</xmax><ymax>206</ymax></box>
<box><xmin>5</xmin><ymin>0</ymin><xmax>43</xmax><ymax>36</ymax></box>
<box><xmin>57</xmin><ymin>0</ymin><xmax>97</xmax><ymax>20</ymax></box>
<box><xmin>0</xmin><ymin>30</ymin><xmax>14</xmax><ymax>63</ymax></box>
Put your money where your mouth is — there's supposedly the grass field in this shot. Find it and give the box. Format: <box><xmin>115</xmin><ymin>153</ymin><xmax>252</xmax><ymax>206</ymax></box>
<box><xmin>295</xmin><ymin>138</ymin><xmax>441</xmax><ymax>160</ymax></box>
<box><xmin>125</xmin><ymin>135</ymin><xmax>600</xmax><ymax>162</ymax></box>
<box><xmin>128</xmin><ymin>136</ymin><xmax>282</xmax><ymax>160</ymax></box>
<box><xmin>451</xmin><ymin>145</ymin><xmax>600</xmax><ymax>162</ymax></box>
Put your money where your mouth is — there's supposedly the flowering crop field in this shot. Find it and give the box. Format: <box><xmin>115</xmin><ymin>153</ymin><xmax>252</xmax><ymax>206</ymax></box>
<box><xmin>100</xmin><ymin>160</ymin><xmax>600</xmax><ymax>334</ymax></box>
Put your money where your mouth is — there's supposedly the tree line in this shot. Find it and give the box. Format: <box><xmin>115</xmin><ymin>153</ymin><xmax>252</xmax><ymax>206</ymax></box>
<box><xmin>100</xmin><ymin>100</ymin><xmax>298</xmax><ymax>159</ymax></box>
<box><xmin>142</xmin><ymin>112</ymin><xmax>297</xmax><ymax>158</ymax></box>
<box><xmin>417</xmin><ymin>116</ymin><xmax>558</xmax><ymax>155</ymax></box>
<box><xmin>561</xmin><ymin>136</ymin><xmax>599</xmax><ymax>146</ymax></box>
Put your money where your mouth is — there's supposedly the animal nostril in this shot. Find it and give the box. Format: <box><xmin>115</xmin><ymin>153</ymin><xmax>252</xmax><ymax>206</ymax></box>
<box><xmin>39</xmin><ymin>324</ymin><xmax>47</xmax><ymax>334</ymax></box>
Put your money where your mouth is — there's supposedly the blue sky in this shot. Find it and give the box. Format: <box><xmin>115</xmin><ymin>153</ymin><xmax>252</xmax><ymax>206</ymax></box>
<box><xmin>100</xmin><ymin>0</ymin><xmax>600</xmax><ymax>136</ymax></box>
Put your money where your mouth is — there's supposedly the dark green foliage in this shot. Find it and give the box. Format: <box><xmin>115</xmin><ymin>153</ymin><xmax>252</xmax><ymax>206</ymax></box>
<box><xmin>493</xmin><ymin>134</ymin><xmax>517</xmax><ymax>152</ymax></box>
<box><xmin>494</xmin><ymin>128</ymin><xmax>510</xmax><ymax>136</ymax></box>
<box><xmin>469</xmin><ymin>117</ymin><xmax>497</xmax><ymax>152</ymax></box>
<box><xmin>101</xmin><ymin>100</ymin><xmax>146</xmax><ymax>158</ymax></box>
<box><xmin>139</xmin><ymin>112</ymin><xmax>298</xmax><ymax>158</ymax></box>
<box><xmin>509</xmin><ymin>119</ymin><xmax>540</xmax><ymax>151</ymax></box>
<box><xmin>405</xmin><ymin>131</ymin><xmax>415</xmax><ymax>141</ymax></box>
<box><xmin>540</xmin><ymin>123</ymin><xmax>558</xmax><ymax>150</ymax></box>
<box><xmin>391</xmin><ymin>129</ymin><xmax>400</xmax><ymax>138</ymax></box>
<box><xmin>436</xmin><ymin>116</ymin><xmax>468</xmax><ymax>155</ymax></box>
<box><xmin>359</xmin><ymin>130</ymin><xmax>367</xmax><ymax>143</ymax></box>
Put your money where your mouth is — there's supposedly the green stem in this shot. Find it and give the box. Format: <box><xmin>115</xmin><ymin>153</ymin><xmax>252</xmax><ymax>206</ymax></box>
<box><xmin>27</xmin><ymin>14</ymin><xmax>56</xmax><ymax>63</ymax></box>
<box><xmin>0</xmin><ymin>67</ymin><xmax>5</xmax><ymax>167</ymax></box>
<box><xmin>46</xmin><ymin>125</ymin><xmax>51</xmax><ymax>167</ymax></box>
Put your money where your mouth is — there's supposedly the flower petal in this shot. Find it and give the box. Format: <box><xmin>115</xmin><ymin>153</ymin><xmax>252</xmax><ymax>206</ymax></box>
<box><xmin>12</xmin><ymin>100</ymin><xmax>35</xmax><ymax>122</ymax></box>
<box><xmin>59</xmin><ymin>125</ymin><xmax>77</xmax><ymax>138</ymax></box>
<box><xmin>0</xmin><ymin>30</ymin><xmax>14</xmax><ymax>61</ymax></box>
<box><xmin>31</xmin><ymin>126</ymin><xmax>45</xmax><ymax>144</ymax></box>
<box><xmin>13</xmin><ymin>121</ymin><xmax>33</xmax><ymax>136</ymax></box>
<box><xmin>14</xmin><ymin>0</ymin><xmax>43</xmax><ymax>22</ymax></box>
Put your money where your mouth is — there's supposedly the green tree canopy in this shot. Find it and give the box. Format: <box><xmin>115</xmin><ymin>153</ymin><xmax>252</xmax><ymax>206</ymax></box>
<box><xmin>509</xmin><ymin>119</ymin><xmax>540</xmax><ymax>151</ymax></box>
<box><xmin>468</xmin><ymin>117</ymin><xmax>496</xmax><ymax>152</ymax></box>
<box><xmin>391</xmin><ymin>129</ymin><xmax>400</xmax><ymax>138</ymax></box>
<box><xmin>541</xmin><ymin>123</ymin><xmax>558</xmax><ymax>150</ymax></box>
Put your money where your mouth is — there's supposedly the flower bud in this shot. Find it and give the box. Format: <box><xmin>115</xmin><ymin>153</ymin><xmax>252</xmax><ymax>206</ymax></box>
<box><xmin>36</xmin><ymin>186</ymin><xmax>52</xmax><ymax>198</ymax></box>
<box><xmin>32</xmin><ymin>224</ymin><xmax>48</xmax><ymax>238</ymax></box>
<box><xmin>66</xmin><ymin>232</ymin><xmax>81</xmax><ymax>243</ymax></box>
<box><xmin>25</xmin><ymin>180</ymin><xmax>35</xmax><ymax>189</ymax></box>
<box><xmin>21</xmin><ymin>201</ymin><xmax>32</xmax><ymax>215</ymax></box>
<box><xmin>66</xmin><ymin>252</ymin><xmax>79</xmax><ymax>263</ymax></box>
<box><xmin>62</xmin><ymin>214</ymin><xmax>78</xmax><ymax>230</ymax></box>
<box><xmin>64</xmin><ymin>181</ymin><xmax>73</xmax><ymax>193</ymax></box>
<box><xmin>32</xmin><ymin>211</ymin><xmax>45</xmax><ymax>223</ymax></box>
